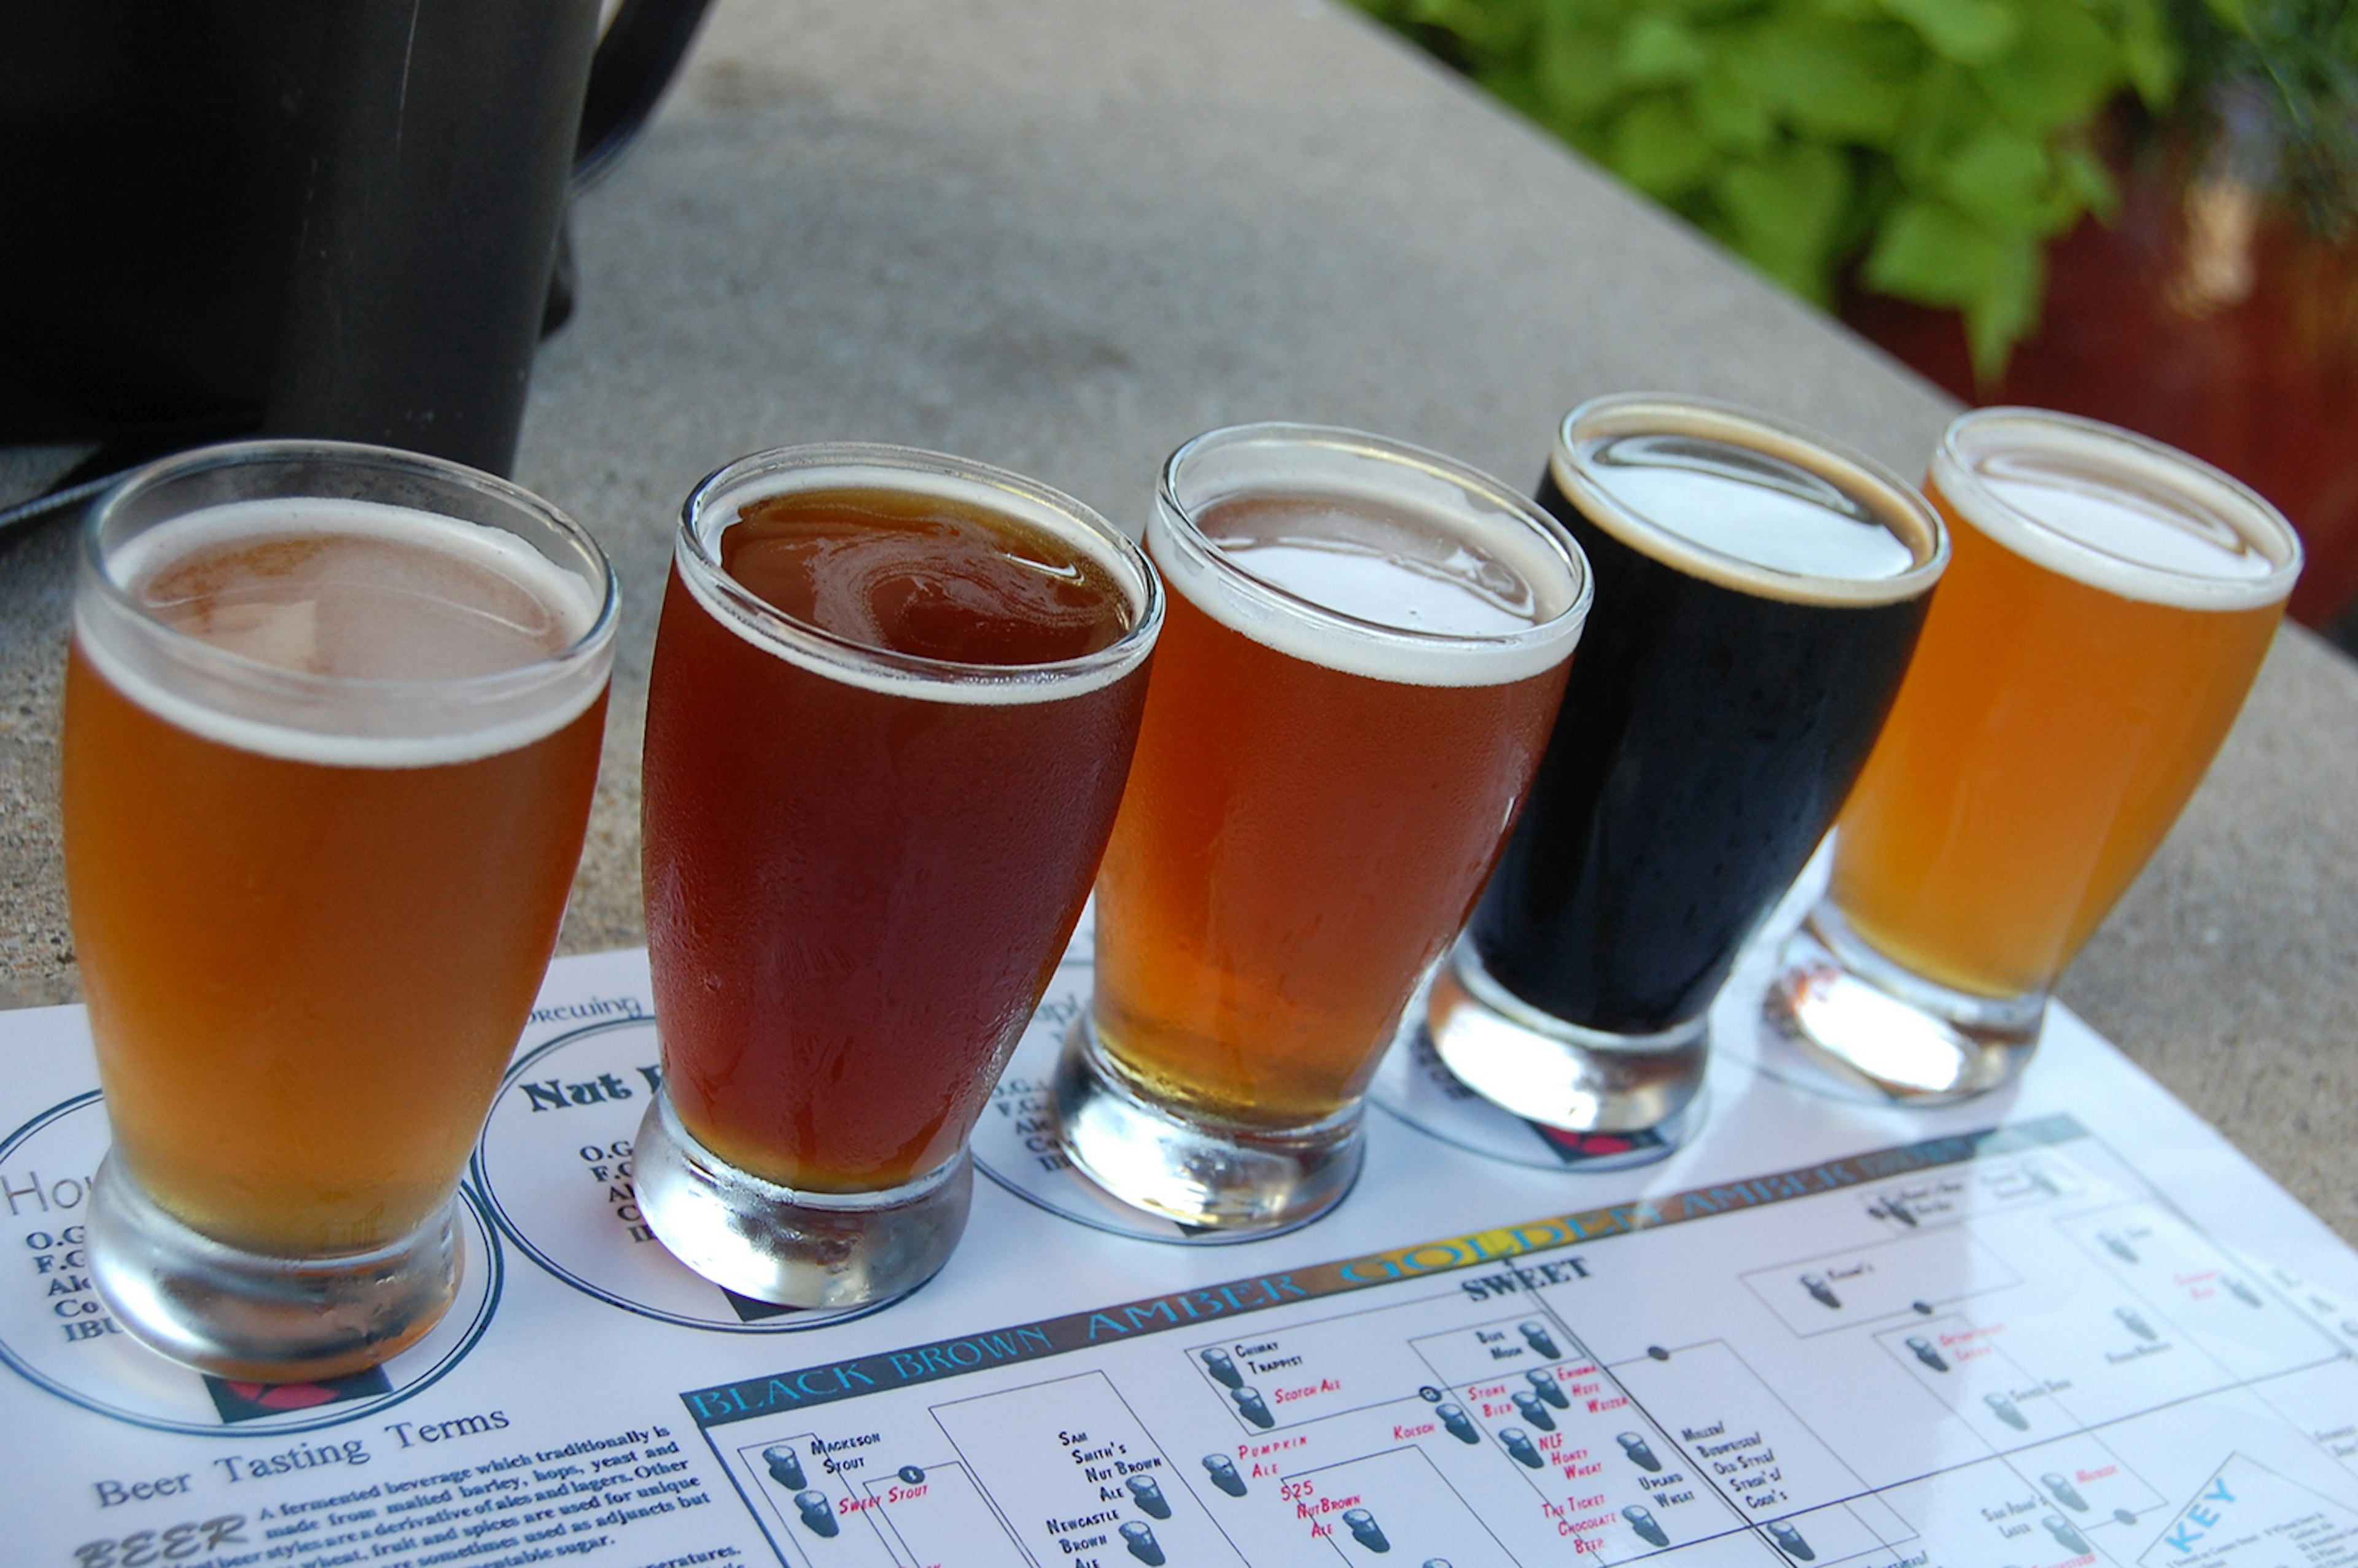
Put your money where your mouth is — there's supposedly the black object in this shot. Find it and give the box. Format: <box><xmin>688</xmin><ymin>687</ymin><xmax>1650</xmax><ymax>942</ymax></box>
<box><xmin>1466</xmin><ymin>443</ymin><xmax>1934</xmax><ymax>1036</ymax></box>
<box><xmin>761</xmin><ymin>1445</ymin><xmax>806</xmax><ymax>1491</ymax></box>
<box><xmin>0</xmin><ymin>0</ymin><xmax>710</xmax><ymax>477</ymax></box>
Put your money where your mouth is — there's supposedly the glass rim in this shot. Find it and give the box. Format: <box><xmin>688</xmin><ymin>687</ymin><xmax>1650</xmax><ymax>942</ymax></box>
<box><xmin>1935</xmin><ymin>405</ymin><xmax>2302</xmax><ymax>612</ymax></box>
<box><xmin>676</xmin><ymin>441</ymin><xmax>1163</xmax><ymax>699</ymax></box>
<box><xmin>80</xmin><ymin>437</ymin><xmax>621</xmax><ymax>701</ymax></box>
<box><xmin>1552</xmin><ymin>394</ymin><xmax>1950</xmax><ymax>608</ymax></box>
<box><xmin>1156</xmin><ymin>421</ymin><xmax>1593</xmax><ymax>669</ymax></box>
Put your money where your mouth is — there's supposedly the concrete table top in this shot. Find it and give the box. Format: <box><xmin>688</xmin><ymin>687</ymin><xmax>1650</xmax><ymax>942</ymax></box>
<box><xmin>2</xmin><ymin>0</ymin><xmax>2351</xmax><ymax>1231</ymax></box>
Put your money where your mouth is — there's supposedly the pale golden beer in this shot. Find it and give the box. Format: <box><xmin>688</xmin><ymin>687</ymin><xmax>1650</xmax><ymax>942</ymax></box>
<box><xmin>70</xmin><ymin>441</ymin><xmax>616</xmax><ymax>1378</ymax></box>
<box><xmin>1778</xmin><ymin>409</ymin><xmax>2299</xmax><ymax>1099</ymax></box>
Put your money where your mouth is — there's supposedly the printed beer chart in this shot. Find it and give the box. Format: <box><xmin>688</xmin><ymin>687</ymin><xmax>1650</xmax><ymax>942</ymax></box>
<box><xmin>7</xmin><ymin>892</ymin><xmax>2358</xmax><ymax>1568</ymax></box>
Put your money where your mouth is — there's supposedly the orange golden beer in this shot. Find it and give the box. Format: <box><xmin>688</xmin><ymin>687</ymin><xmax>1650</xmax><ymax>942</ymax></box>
<box><xmin>1059</xmin><ymin>425</ymin><xmax>1590</xmax><ymax>1235</ymax></box>
<box><xmin>69</xmin><ymin>442</ymin><xmax>615</xmax><ymax>1378</ymax></box>
<box><xmin>1091</xmin><ymin>578</ymin><xmax>1572</xmax><ymax>1128</ymax></box>
<box><xmin>1780</xmin><ymin>409</ymin><xmax>2298</xmax><ymax>1101</ymax></box>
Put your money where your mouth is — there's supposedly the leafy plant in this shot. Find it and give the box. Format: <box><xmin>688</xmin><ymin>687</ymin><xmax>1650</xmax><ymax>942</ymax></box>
<box><xmin>2173</xmin><ymin>0</ymin><xmax>2358</xmax><ymax>237</ymax></box>
<box><xmin>1354</xmin><ymin>0</ymin><xmax>2182</xmax><ymax>376</ymax></box>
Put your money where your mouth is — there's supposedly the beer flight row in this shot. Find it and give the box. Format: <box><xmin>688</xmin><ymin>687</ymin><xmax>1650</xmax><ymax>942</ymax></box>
<box><xmin>58</xmin><ymin>396</ymin><xmax>2298</xmax><ymax>1383</ymax></box>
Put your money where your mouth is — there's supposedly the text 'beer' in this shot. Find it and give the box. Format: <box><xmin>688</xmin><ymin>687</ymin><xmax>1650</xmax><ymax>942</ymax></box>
<box><xmin>643</xmin><ymin>487</ymin><xmax>1150</xmax><ymax>1193</ymax></box>
<box><xmin>1830</xmin><ymin>422</ymin><xmax>2295</xmax><ymax>997</ymax></box>
<box><xmin>1091</xmin><ymin>492</ymin><xmax>1572</xmax><ymax>1128</ymax></box>
<box><xmin>64</xmin><ymin>500</ymin><xmax>609</xmax><ymax>1256</ymax></box>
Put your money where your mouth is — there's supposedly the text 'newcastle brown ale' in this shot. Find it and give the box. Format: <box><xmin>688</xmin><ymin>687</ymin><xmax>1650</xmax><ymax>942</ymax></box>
<box><xmin>642</xmin><ymin>484</ymin><xmax>1153</xmax><ymax>1194</ymax></box>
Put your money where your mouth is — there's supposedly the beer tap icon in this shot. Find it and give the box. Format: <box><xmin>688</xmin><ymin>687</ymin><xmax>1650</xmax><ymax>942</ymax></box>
<box><xmin>793</xmin><ymin>1491</ymin><xmax>839</xmax><ymax>1538</ymax></box>
<box><xmin>1201</xmin><ymin>1346</ymin><xmax>1243</xmax><ymax>1388</ymax></box>
<box><xmin>1768</xmin><ymin>1520</ymin><xmax>1816</xmax><ymax>1561</ymax></box>
<box><xmin>2099</xmin><ymin>1230</ymin><xmax>2139</xmax><ymax>1263</ymax></box>
<box><xmin>1526</xmin><ymin>1368</ymin><xmax>1569</xmax><ymax>1408</ymax></box>
<box><xmin>2042</xmin><ymin>1472</ymin><xmax>2088</xmax><ymax>1512</ymax></box>
<box><xmin>1509</xmin><ymin>1389</ymin><xmax>1557</xmax><ymax>1431</ymax></box>
<box><xmin>1203</xmin><ymin>1453</ymin><xmax>1248</xmax><ymax>1497</ymax></box>
<box><xmin>1231</xmin><ymin>1385</ymin><xmax>1275</xmax><ymax>1428</ymax></box>
<box><xmin>1801</xmin><ymin>1272</ymin><xmax>1842</xmax><ymax>1309</ymax></box>
<box><xmin>1499</xmin><ymin>1427</ymin><xmax>1545</xmax><ymax>1469</ymax></box>
<box><xmin>1985</xmin><ymin>1391</ymin><xmax>2029</xmax><ymax>1431</ymax></box>
<box><xmin>1624</xmin><ymin>1505</ymin><xmax>1669</xmax><ymax>1548</ymax></box>
<box><xmin>2227</xmin><ymin>1277</ymin><xmax>2263</xmax><ymax>1306</ymax></box>
<box><xmin>1127</xmin><ymin>1475</ymin><xmax>1172</xmax><ymax>1519</ymax></box>
<box><xmin>1436</xmin><ymin>1403</ymin><xmax>1481</xmax><ymax>1444</ymax></box>
<box><xmin>2117</xmin><ymin>1306</ymin><xmax>2158</xmax><ymax>1341</ymax></box>
<box><xmin>761</xmin><ymin>1445</ymin><xmax>806</xmax><ymax>1491</ymax></box>
<box><xmin>1119</xmin><ymin>1521</ymin><xmax>1166</xmax><ymax>1566</ymax></box>
<box><xmin>1519</xmin><ymin>1321</ymin><xmax>1561</xmax><ymax>1359</ymax></box>
<box><xmin>1344</xmin><ymin>1508</ymin><xmax>1391</xmax><ymax>1552</ymax></box>
<box><xmin>1905</xmin><ymin>1335</ymin><xmax>1949</xmax><ymax>1372</ymax></box>
<box><xmin>1616</xmin><ymin>1431</ymin><xmax>1662</xmax><ymax>1472</ymax></box>
<box><xmin>2044</xmin><ymin>1515</ymin><xmax>2091</xmax><ymax>1555</ymax></box>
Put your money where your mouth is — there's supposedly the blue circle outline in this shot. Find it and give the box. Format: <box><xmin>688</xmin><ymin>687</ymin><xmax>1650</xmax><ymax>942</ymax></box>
<box><xmin>471</xmin><ymin>1017</ymin><xmax>887</xmax><ymax>1335</ymax></box>
<box><xmin>0</xmin><ymin>1090</ymin><xmax>505</xmax><ymax>1437</ymax></box>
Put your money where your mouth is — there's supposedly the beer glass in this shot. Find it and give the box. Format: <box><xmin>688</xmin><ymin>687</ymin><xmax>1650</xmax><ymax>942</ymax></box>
<box><xmin>1772</xmin><ymin>408</ymin><xmax>2300</xmax><ymax>1100</ymax></box>
<box><xmin>1427</xmin><ymin>396</ymin><xmax>1948</xmax><ymax>1144</ymax></box>
<box><xmin>69</xmin><ymin>440</ymin><xmax>617</xmax><ymax>1380</ymax></box>
<box><xmin>635</xmin><ymin>445</ymin><xmax>1161</xmax><ymax>1308</ymax></box>
<box><xmin>1056</xmin><ymin>423</ymin><xmax>1592</xmax><ymax>1235</ymax></box>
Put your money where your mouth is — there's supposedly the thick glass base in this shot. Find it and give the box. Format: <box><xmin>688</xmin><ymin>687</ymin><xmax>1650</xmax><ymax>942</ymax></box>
<box><xmin>1765</xmin><ymin>902</ymin><xmax>2043</xmax><ymax>1104</ymax></box>
<box><xmin>1425</xmin><ymin>938</ymin><xmax>1707</xmax><ymax>1136</ymax></box>
<box><xmin>1051</xmin><ymin>1019</ymin><xmax>1362</xmax><ymax>1238</ymax></box>
<box><xmin>632</xmin><ymin>1087</ymin><xmax>970</xmax><ymax>1310</ymax></box>
<box><xmin>88</xmin><ymin>1152</ymin><xmax>459</xmax><ymax>1382</ymax></box>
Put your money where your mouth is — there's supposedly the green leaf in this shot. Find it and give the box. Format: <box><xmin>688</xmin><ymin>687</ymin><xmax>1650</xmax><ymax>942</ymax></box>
<box><xmin>1621</xmin><ymin>12</ymin><xmax>1713</xmax><ymax>81</ymax></box>
<box><xmin>2056</xmin><ymin>138</ymin><xmax>2120</xmax><ymax>221</ymax></box>
<box><xmin>1712</xmin><ymin>141</ymin><xmax>1856</xmax><ymax>301</ymax></box>
<box><xmin>1875</xmin><ymin>0</ymin><xmax>2020</xmax><ymax>63</ymax></box>
<box><xmin>1862</xmin><ymin>197</ymin><xmax>2000</xmax><ymax>303</ymax></box>
<box><xmin>1528</xmin><ymin>6</ymin><xmax>1626</xmax><ymax>122</ymax></box>
<box><xmin>1692</xmin><ymin>51</ymin><xmax>1778</xmax><ymax>151</ymax></box>
<box><xmin>1961</xmin><ymin>231</ymin><xmax>2044</xmax><ymax>381</ymax></box>
<box><xmin>1971</xmin><ymin>0</ymin><xmax>2125</xmax><ymax>130</ymax></box>
<box><xmin>1608</xmin><ymin>93</ymin><xmax>1718</xmax><ymax>196</ymax></box>
<box><xmin>1934</xmin><ymin>125</ymin><xmax>2050</xmax><ymax>227</ymax></box>
<box><xmin>1861</xmin><ymin>199</ymin><xmax>2044</xmax><ymax>378</ymax></box>
<box><xmin>2203</xmin><ymin>0</ymin><xmax>2251</xmax><ymax>33</ymax></box>
<box><xmin>2114</xmin><ymin>0</ymin><xmax>2181</xmax><ymax>106</ymax></box>
<box><xmin>1740</xmin><ymin>15</ymin><xmax>1923</xmax><ymax>141</ymax></box>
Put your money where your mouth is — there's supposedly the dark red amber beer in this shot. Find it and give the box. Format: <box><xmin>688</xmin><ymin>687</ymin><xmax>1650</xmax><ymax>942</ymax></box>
<box><xmin>635</xmin><ymin>445</ymin><xmax>1161</xmax><ymax>1309</ymax></box>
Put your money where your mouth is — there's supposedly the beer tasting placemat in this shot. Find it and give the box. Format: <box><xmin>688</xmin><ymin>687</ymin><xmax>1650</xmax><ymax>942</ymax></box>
<box><xmin>7</xmin><ymin>893</ymin><xmax>2357</xmax><ymax>1568</ymax></box>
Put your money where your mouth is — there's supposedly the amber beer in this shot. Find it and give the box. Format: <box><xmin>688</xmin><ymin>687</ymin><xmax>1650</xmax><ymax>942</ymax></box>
<box><xmin>68</xmin><ymin>441</ymin><xmax>616</xmax><ymax>1379</ymax></box>
<box><xmin>1781</xmin><ymin>408</ymin><xmax>2300</xmax><ymax>1098</ymax></box>
<box><xmin>1060</xmin><ymin>424</ymin><xmax>1590</xmax><ymax>1235</ymax></box>
<box><xmin>634</xmin><ymin>446</ymin><xmax>1160</xmax><ymax>1308</ymax></box>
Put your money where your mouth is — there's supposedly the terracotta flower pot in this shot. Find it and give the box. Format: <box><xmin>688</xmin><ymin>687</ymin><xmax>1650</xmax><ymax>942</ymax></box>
<box><xmin>1843</xmin><ymin>133</ymin><xmax>2358</xmax><ymax>634</ymax></box>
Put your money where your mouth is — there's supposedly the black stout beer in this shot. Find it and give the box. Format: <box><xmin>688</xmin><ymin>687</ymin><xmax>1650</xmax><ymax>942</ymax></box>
<box><xmin>1429</xmin><ymin>395</ymin><xmax>1947</xmax><ymax>1139</ymax></box>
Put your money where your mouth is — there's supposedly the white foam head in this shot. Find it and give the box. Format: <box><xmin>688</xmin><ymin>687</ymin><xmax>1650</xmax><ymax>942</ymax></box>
<box><xmin>1154</xmin><ymin>424</ymin><xmax>1590</xmax><ymax>688</ymax></box>
<box><xmin>675</xmin><ymin>444</ymin><xmax>1161</xmax><ymax>707</ymax></box>
<box><xmin>1932</xmin><ymin>408</ymin><xmax>2300</xmax><ymax>611</ymax></box>
<box><xmin>79</xmin><ymin>493</ymin><xmax>615</xmax><ymax>769</ymax></box>
<box><xmin>1551</xmin><ymin>395</ymin><xmax>1947</xmax><ymax>608</ymax></box>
